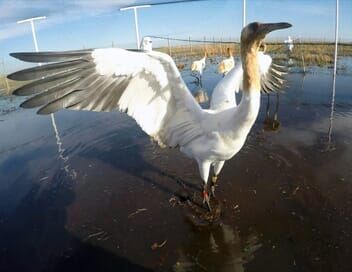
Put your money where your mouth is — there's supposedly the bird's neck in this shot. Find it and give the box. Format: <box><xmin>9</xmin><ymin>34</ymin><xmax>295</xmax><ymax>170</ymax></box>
<box><xmin>241</xmin><ymin>45</ymin><xmax>260</xmax><ymax>92</ymax></box>
<box><xmin>231</xmin><ymin>44</ymin><xmax>261</xmax><ymax>134</ymax></box>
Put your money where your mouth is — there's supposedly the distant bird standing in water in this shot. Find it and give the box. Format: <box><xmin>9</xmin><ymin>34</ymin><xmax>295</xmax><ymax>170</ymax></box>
<box><xmin>8</xmin><ymin>22</ymin><xmax>291</xmax><ymax>211</ymax></box>
<box><xmin>284</xmin><ymin>36</ymin><xmax>294</xmax><ymax>52</ymax></box>
<box><xmin>191</xmin><ymin>52</ymin><xmax>207</xmax><ymax>85</ymax></box>
<box><xmin>141</xmin><ymin>36</ymin><xmax>153</xmax><ymax>51</ymax></box>
<box><xmin>218</xmin><ymin>47</ymin><xmax>235</xmax><ymax>76</ymax></box>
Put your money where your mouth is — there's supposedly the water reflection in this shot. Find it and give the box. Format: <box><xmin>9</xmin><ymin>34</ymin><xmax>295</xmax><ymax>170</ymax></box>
<box><xmin>326</xmin><ymin>69</ymin><xmax>337</xmax><ymax>151</ymax></box>
<box><xmin>174</xmin><ymin>224</ymin><xmax>262</xmax><ymax>272</ymax></box>
<box><xmin>263</xmin><ymin>93</ymin><xmax>281</xmax><ymax>132</ymax></box>
<box><xmin>50</xmin><ymin>114</ymin><xmax>77</xmax><ymax>179</ymax></box>
<box><xmin>193</xmin><ymin>88</ymin><xmax>209</xmax><ymax>104</ymax></box>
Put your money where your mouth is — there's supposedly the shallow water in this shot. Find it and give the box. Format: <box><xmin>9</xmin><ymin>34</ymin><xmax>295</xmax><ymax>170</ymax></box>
<box><xmin>0</xmin><ymin>65</ymin><xmax>352</xmax><ymax>272</ymax></box>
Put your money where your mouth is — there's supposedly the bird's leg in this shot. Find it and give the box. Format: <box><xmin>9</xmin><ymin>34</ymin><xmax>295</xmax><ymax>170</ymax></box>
<box><xmin>210</xmin><ymin>175</ymin><xmax>218</xmax><ymax>198</ymax></box>
<box><xmin>211</xmin><ymin>161</ymin><xmax>225</xmax><ymax>198</ymax></box>
<box><xmin>202</xmin><ymin>183</ymin><xmax>211</xmax><ymax>211</ymax></box>
<box><xmin>198</xmin><ymin>160</ymin><xmax>212</xmax><ymax>211</ymax></box>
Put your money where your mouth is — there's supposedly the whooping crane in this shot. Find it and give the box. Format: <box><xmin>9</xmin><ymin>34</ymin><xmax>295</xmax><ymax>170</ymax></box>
<box><xmin>284</xmin><ymin>35</ymin><xmax>294</xmax><ymax>52</ymax></box>
<box><xmin>218</xmin><ymin>48</ymin><xmax>235</xmax><ymax>76</ymax></box>
<box><xmin>141</xmin><ymin>36</ymin><xmax>153</xmax><ymax>51</ymax></box>
<box><xmin>8</xmin><ymin>22</ymin><xmax>291</xmax><ymax>211</ymax></box>
<box><xmin>190</xmin><ymin>52</ymin><xmax>207</xmax><ymax>85</ymax></box>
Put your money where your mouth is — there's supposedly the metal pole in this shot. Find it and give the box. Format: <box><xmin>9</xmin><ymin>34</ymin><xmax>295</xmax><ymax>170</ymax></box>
<box><xmin>328</xmin><ymin>0</ymin><xmax>339</xmax><ymax>149</ymax></box>
<box><xmin>120</xmin><ymin>5</ymin><xmax>151</xmax><ymax>49</ymax></box>
<box><xmin>30</xmin><ymin>20</ymin><xmax>39</xmax><ymax>52</ymax></box>
<box><xmin>133</xmin><ymin>8</ymin><xmax>140</xmax><ymax>49</ymax></box>
<box><xmin>333</xmin><ymin>0</ymin><xmax>339</xmax><ymax>77</ymax></box>
<box><xmin>242</xmin><ymin>0</ymin><xmax>246</xmax><ymax>28</ymax></box>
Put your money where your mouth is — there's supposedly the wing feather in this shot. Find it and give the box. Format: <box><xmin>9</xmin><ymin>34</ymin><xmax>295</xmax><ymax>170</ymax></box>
<box><xmin>9</xmin><ymin>48</ymin><xmax>205</xmax><ymax>148</ymax></box>
<box><xmin>210</xmin><ymin>52</ymin><xmax>288</xmax><ymax>109</ymax></box>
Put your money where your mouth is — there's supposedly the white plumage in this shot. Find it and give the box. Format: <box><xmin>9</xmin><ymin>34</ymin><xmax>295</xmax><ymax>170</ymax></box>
<box><xmin>140</xmin><ymin>36</ymin><xmax>153</xmax><ymax>51</ymax></box>
<box><xmin>8</xmin><ymin>22</ymin><xmax>291</xmax><ymax>210</ymax></box>
<box><xmin>190</xmin><ymin>52</ymin><xmax>207</xmax><ymax>84</ymax></box>
<box><xmin>218</xmin><ymin>48</ymin><xmax>235</xmax><ymax>76</ymax></box>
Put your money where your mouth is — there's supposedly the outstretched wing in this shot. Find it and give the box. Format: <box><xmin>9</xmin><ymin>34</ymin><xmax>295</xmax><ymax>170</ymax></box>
<box><xmin>8</xmin><ymin>48</ymin><xmax>206</xmax><ymax>147</ymax></box>
<box><xmin>257</xmin><ymin>52</ymin><xmax>288</xmax><ymax>94</ymax></box>
<box><xmin>210</xmin><ymin>52</ymin><xmax>288</xmax><ymax>110</ymax></box>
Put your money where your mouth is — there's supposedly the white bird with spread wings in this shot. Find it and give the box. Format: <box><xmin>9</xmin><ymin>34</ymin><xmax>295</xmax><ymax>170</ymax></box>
<box><xmin>8</xmin><ymin>22</ymin><xmax>291</xmax><ymax>210</ymax></box>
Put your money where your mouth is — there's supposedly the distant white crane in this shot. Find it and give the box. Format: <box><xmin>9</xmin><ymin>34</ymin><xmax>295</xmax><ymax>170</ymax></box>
<box><xmin>140</xmin><ymin>36</ymin><xmax>153</xmax><ymax>51</ymax></box>
<box><xmin>284</xmin><ymin>35</ymin><xmax>294</xmax><ymax>52</ymax></box>
<box><xmin>218</xmin><ymin>48</ymin><xmax>235</xmax><ymax>76</ymax></box>
<box><xmin>8</xmin><ymin>22</ymin><xmax>291</xmax><ymax>211</ymax></box>
<box><xmin>191</xmin><ymin>52</ymin><xmax>207</xmax><ymax>85</ymax></box>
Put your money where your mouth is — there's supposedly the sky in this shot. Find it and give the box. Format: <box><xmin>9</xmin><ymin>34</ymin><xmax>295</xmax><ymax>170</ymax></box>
<box><xmin>0</xmin><ymin>0</ymin><xmax>351</xmax><ymax>73</ymax></box>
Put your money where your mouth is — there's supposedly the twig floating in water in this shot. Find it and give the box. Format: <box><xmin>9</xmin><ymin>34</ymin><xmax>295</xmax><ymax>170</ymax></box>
<box><xmin>85</xmin><ymin>231</ymin><xmax>105</xmax><ymax>240</ymax></box>
<box><xmin>151</xmin><ymin>240</ymin><xmax>167</xmax><ymax>250</ymax></box>
<box><xmin>128</xmin><ymin>208</ymin><xmax>148</xmax><ymax>218</ymax></box>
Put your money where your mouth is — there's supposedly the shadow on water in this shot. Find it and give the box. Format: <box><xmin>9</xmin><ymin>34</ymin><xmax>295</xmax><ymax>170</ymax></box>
<box><xmin>0</xmin><ymin>146</ymin><xmax>153</xmax><ymax>272</ymax></box>
<box><xmin>77</xmin><ymin>128</ymin><xmax>200</xmax><ymax>192</ymax></box>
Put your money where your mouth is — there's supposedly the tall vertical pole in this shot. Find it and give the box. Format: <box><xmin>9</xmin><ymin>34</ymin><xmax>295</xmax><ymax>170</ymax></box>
<box><xmin>333</xmin><ymin>0</ymin><xmax>339</xmax><ymax>77</ymax></box>
<box><xmin>17</xmin><ymin>17</ymin><xmax>60</xmax><ymax>157</ymax></box>
<box><xmin>133</xmin><ymin>8</ymin><xmax>140</xmax><ymax>49</ymax></box>
<box><xmin>30</xmin><ymin>20</ymin><xmax>39</xmax><ymax>52</ymax></box>
<box><xmin>120</xmin><ymin>5</ymin><xmax>151</xmax><ymax>49</ymax></box>
<box><xmin>327</xmin><ymin>0</ymin><xmax>339</xmax><ymax>149</ymax></box>
<box><xmin>242</xmin><ymin>0</ymin><xmax>246</xmax><ymax>28</ymax></box>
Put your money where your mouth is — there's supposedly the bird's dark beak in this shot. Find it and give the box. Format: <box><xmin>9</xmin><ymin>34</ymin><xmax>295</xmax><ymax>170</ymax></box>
<box><xmin>259</xmin><ymin>22</ymin><xmax>292</xmax><ymax>35</ymax></box>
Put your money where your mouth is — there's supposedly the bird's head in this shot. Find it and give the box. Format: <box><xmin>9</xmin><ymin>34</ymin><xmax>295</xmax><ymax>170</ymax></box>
<box><xmin>141</xmin><ymin>36</ymin><xmax>153</xmax><ymax>51</ymax></box>
<box><xmin>241</xmin><ymin>22</ymin><xmax>292</xmax><ymax>53</ymax></box>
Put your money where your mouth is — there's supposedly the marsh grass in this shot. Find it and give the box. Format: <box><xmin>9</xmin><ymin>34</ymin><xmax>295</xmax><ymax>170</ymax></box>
<box><xmin>0</xmin><ymin>43</ymin><xmax>350</xmax><ymax>96</ymax></box>
<box><xmin>157</xmin><ymin>43</ymin><xmax>352</xmax><ymax>69</ymax></box>
<box><xmin>0</xmin><ymin>76</ymin><xmax>25</xmax><ymax>95</ymax></box>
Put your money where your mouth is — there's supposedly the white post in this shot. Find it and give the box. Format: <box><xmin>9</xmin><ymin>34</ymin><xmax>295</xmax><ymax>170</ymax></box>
<box><xmin>17</xmin><ymin>16</ymin><xmax>46</xmax><ymax>64</ymax></box>
<box><xmin>120</xmin><ymin>5</ymin><xmax>151</xmax><ymax>49</ymax></box>
<box><xmin>333</xmin><ymin>0</ymin><xmax>339</xmax><ymax>77</ymax></box>
<box><xmin>133</xmin><ymin>8</ymin><xmax>140</xmax><ymax>49</ymax></box>
<box><xmin>30</xmin><ymin>20</ymin><xmax>39</xmax><ymax>52</ymax></box>
<box><xmin>17</xmin><ymin>16</ymin><xmax>60</xmax><ymax>153</ymax></box>
<box><xmin>328</xmin><ymin>0</ymin><xmax>339</xmax><ymax>149</ymax></box>
<box><xmin>242</xmin><ymin>0</ymin><xmax>246</xmax><ymax>28</ymax></box>
<box><xmin>17</xmin><ymin>16</ymin><xmax>46</xmax><ymax>52</ymax></box>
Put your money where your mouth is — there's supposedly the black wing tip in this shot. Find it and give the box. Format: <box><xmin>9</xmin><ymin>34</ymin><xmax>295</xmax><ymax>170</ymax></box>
<box><xmin>20</xmin><ymin>100</ymin><xmax>34</xmax><ymax>109</ymax></box>
<box><xmin>13</xmin><ymin>88</ymin><xmax>27</xmax><ymax>96</ymax></box>
<box><xmin>7</xmin><ymin>71</ymin><xmax>26</xmax><ymax>81</ymax></box>
<box><xmin>37</xmin><ymin>106</ymin><xmax>56</xmax><ymax>115</ymax></box>
<box><xmin>6</xmin><ymin>73</ymin><xmax>15</xmax><ymax>80</ymax></box>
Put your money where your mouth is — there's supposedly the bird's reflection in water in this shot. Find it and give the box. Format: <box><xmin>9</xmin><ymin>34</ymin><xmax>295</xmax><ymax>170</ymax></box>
<box><xmin>193</xmin><ymin>88</ymin><xmax>209</xmax><ymax>104</ymax></box>
<box><xmin>174</xmin><ymin>224</ymin><xmax>262</xmax><ymax>272</ymax></box>
<box><xmin>50</xmin><ymin>114</ymin><xmax>77</xmax><ymax>179</ymax></box>
<box><xmin>263</xmin><ymin>93</ymin><xmax>281</xmax><ymax>132</ymax></box>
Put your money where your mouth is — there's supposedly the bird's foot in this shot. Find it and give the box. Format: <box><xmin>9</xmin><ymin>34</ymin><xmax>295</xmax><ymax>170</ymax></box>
<box><xmin>202</xmin><ymin>190</ymin><xmax>212</xmax><ymax>211</ymax></box>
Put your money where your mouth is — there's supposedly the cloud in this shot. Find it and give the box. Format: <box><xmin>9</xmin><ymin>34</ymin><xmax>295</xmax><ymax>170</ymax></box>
<box><xmin>0</xmin><ymin>0</ymin><xmax>140</xmax><ymax>41</ymax></box>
